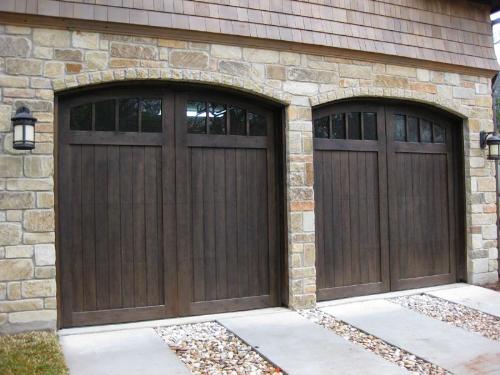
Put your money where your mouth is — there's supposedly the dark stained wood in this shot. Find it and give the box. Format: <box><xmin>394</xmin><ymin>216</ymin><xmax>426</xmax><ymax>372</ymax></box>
<box><xmin>314</xmin><ymin>102</ymin><xmax>389</xmax><ymax>300</ymax></box>
<box><xmin>314</xmin><ymin>100</ymin><xmax>462</xmax><ymax>301</ymax></box>
<box><xmin>58</xmin><ymin>85</ymin><xmax>283</xmax><ymax>327</ymax></box>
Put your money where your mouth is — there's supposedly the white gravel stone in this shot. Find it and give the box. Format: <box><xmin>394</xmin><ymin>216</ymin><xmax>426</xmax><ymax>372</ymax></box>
<box><xmin>391</xmin><ymin>294</ymin><xmax>500</xmax><ymax>341</ymax></box>
<box><xmin>156</xmin><ymin>322</ymin><xmax>283</xmax><ymax>375</ymax></box>
<box><xmin>299</xmin><ymin>309</ymin><xmax>449</xmax><ymax>375</ymax></box>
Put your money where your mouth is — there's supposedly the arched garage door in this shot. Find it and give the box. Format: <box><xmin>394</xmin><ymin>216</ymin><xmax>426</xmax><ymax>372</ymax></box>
<box><xmin>57</xmin><ymin>85</ymin><xmax>281</xmax><ymax>327</ymax></box>
<box><xmin>313</xmin><ymin>100</ymin><xmax>463</xmax><ymax>300</ymax></box>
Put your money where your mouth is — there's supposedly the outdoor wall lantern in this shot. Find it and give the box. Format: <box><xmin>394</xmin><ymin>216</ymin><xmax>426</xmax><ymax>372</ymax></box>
<box><xmin>12</xmin><ymin>106</ymin><xmax>37</xmax><ymax>150</ymax></box>
<box><xmin>480</xmin><ymin>131</ymin><xmax>500</xmax><ymax>160</ymax></box>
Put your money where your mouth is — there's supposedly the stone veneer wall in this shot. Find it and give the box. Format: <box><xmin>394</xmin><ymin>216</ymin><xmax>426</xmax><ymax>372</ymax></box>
<box><xmin>0</xmin><ymin>24</ymin><xmax>497</xmax><ymax>333</ymax></box>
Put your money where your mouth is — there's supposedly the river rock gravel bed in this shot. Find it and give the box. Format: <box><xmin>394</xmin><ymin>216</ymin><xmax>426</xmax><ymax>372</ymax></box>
<box><xmin>391</xmin><ymin>294</ymin><xmax>500</xmax><ymax>341</ymax></box>
<box><xmin>299</xmin><ymin>309</ymin><xmax>449</xmax><ymax>375</ymax></box>
<box><xmin>156</xmin><ymin>322</ymin><xmax>282</xmax><ymax>375</ymax></box>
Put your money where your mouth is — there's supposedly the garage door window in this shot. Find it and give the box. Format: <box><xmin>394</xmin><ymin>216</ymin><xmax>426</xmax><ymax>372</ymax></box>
<box><xmin>313</xmin><ymin>112</ymin><xmax>377</xmax><ymax>140</ymax></box>
<box><xmin>187</xmin><ymin>101</ymin><xmax>267</xmax><ymax>136</ymax></box>
<box><xmin>393</xmin><ymin>114</ymin><xmax>446</xmax><ymax>143</ymax></box>
<box><xmin>70</xmin><ymin>98</ymin><xmax>162</xmax><ymax>133</ymax></box>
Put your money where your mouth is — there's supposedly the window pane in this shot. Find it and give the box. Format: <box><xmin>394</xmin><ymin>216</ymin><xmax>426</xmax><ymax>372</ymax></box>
<box><xmin>119</xmin><ymin>98</ymin><xmax>139</xmax><ymax>132</ymax></box>
<box><xmin>420</xmin><ymin>119</ymin><xmax>432</xmax><ymax>143</ymax></box>
<box><xmin>141</xmin><ymin>99</ymin><xmax>162</xmax><ymax>133</ymax></box>
<box><xmin>363</xmin><ymin>112</ymin><xmax>377</xmax><ymax>140</ymax></box>
<box><xmin>332</xmin><ymin>113</ymin><xmax>345</xmax><ymax>139</ymax></box>
<box><xmin>70</xmin><ymin>103</ymin><xmax>92</xmax><ymax>131</ymax></box>
<box><xmin>187</xmin><ymin>101</ymin><xmax>206</xmax><ymax>134</ymax></box>
<box><xmin>347</xmin><ymin>112</ymin><xmax>361</xmax><ymax>140</ymax></box>
<box><xmin>208</xmin><ymin>103</ymin><xmax>226</xmax><ymax>135</ymax></box>
<box><xmin>95</xmin><ymin>99</ymin><xmax>115</xmax><ymax>131</ymax></box>
<box><xmin>407</xmin><ymin>116</ymin><xmax>419</xmax><ymax>142</ymax></box>
<box><xmin>434</xmin><ymin>123</ymin><xmax>446</xmax><ymax>143</ymax></box>
<box><xmin>313</xmin><ymin>116</ymin><xmax>329</xmax><ymax>138</ymax></box>
<box><xmin>249</xmin><ymin>112</ymin><xmax>267</xmax><ymax>136</ymax></box>
<box><xmin>229</xmin><ymin>106</ymin><xmax>246</xmax><ymax>135</ymax></box>
<box><xmin>394</xmin><ymin>114</ymin><xmax>406</xmax><ymax>141</ymax></box>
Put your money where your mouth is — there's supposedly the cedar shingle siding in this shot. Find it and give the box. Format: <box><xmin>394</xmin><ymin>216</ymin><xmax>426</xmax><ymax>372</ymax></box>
<box><xmin>0</xmin><ymin>0</ymin><xmax>497</xmax><ymax>71</ymax></box>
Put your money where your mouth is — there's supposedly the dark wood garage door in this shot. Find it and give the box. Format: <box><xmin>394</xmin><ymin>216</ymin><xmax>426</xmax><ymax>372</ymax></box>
<box><xmin>57</xmin><ymin>86</ymin><xmax>281</xmax><ymax>327</ymax></box>
<box><xmin>313</xmin><ymin>100</ymin><xmax>463</xmax><ymax>300</ymax></box>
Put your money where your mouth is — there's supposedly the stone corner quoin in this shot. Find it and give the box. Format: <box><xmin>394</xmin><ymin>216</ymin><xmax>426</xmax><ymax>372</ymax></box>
<box><xmin>0</xmin><ymin>23</ymin><xmax>497</xmax><ymax>332</ymax></box>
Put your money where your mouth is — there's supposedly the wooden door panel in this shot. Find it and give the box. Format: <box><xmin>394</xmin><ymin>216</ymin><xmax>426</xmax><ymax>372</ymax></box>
<box><xmin>59</xmin><ymin>87</ymin><xmax>281</xmax><ymax>327</ymax></box>
<box><xmin>176</xmin><ymin>93</ymin><xmax>279</xmax><ymax>316</ymax></box>
<box><xmin>313</xmin><ymin>101</ymin><xmax>460</xmax><ymax>300</ymax></box>
<box><xmin>314</xmin><ymin>104</ymin><xmax>390</xmax><ymax>300</ymax></box>
<box><xmin>62</xmin><ymin>145</ymin><xmax>167</xmax><ymax>322</ymax></box>
<box><xmin>386</xmin><ymin>106</ymin><xmax>457</xmax><ymax>290</ymax></box>
<box><xmin>189</xmin><ymin>147</ymin><xmax>270</xmax><ymax>302</ymax></box>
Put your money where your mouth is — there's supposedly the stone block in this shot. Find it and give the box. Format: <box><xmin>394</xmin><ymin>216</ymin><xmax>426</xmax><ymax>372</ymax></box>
<box><xmin>44</xmin><ymin>297</ymin><xmax>56</xmax><ymax>309</ymax></box>
<box><xmin>110</xmin><ymin>42</ymin><xmax>157</xmax><ymax>59</ymax></box>
<box><xmin>453</xmin><ymin>87</ymin><xmax>475</xmax><ymax>99</ymax></box>
<box><xmin>5</xmin><ymin>26</ymin><xmax>31</xmax><ymax>35</ymax></box>
<box><xmin>219</xmin><ymin>60</ymin><xmax>252</xmax><ymax>76</ymax></box>
<box><xmin>288</xmin><ymin>68</ymin><xmax>337</xmax><ymax>83</ymax></box>
<box><xmin>33</xmin><ymin>28</ymin><xmax>70</xmax><ymax>47</ymax></box>
<box><xmin>386</xmin><ymin>65</ymin><xmax>416</xmax><ymax>77</ymax></box>
<box><xmin>7</xmin><ymin>282</ymin><xmax>21</xmax><ymax>299</ymax></box>
<box><xmin>65</xmin><ymin>63</ymin><xmax>82</xmax><ymax>74</ymax></box>
<box><xmin>33</xmin><ymin>46</ymin><xmax>53</xmax><ymax>59</ymax></box>
<box><xmin>36</xmin><ymin>192</ymin><xmax>54</xmax><ymax>208</ymax></box>
<box><xmin>5</xmin><ymin>245</ymin><xmax>33</xmax><ymax>258</ymax></box>
<box><xmin>23</xmin><ymin>210</ymin><xmax>55</xmax><ymax>232</ymax></box>
<box><xmin>85</xmin><ymin>51</ymin><xmax>108</xmax><ymax>70</ymax></box>
<box><xmin>23</xmin><ymin>232</ymin><xmax>55</xmax><ymax>245</ymax></box>
<box><xmin>24</xmin><ymin>156</ymin><xmax>53</xmax><ymax>178</ymax></box>
<box><xmin>0</xmin><ymin>299</ymin><xmax>43</xmax><ymax>313</ymax></box>
<box><xmin>0</xmin><ymin>155</ymin><xmax>23</xmax><ymax>177</ymax></box>
<box><xmin>0</xmin><ymin>192</ymin><xmax>35</xmax><ymax>209</ymax></box>
<box><xmin>0</xmin><ymin>259</ymin><xmax>33</xmax><ymax>281</ymax></box>
<box><xmin>374</xmin><ymin>75</ymin><xmax>409</xmax><ymax>88</ymax></box>
<box><xmin>477</xmin><ymin>177</ymin><xmax>496</xmax><ymax>192</ymax></box>
<box><xmin>54</xmin><ymin>48</ymin><xmax>83</xmax><ymax>61</ymax></box>
<box><xmin>266</xmin><ymin>65</ymin><xmax>286</xmax><ymax>80</ymax></box>
<box><xmin>44</xmin><ymin>61</ymin><xmax>65</xmax><ymax>78</ymax></box>
<box><xmin>6</xmin><ymin>210</ymin><xmax>22</xmax><ymax>222</ymax></box>
<box><xmin>8</xmin><ymin>309</ymin><xmax>56</xmax><ymax>323</ymax></box>
<box><xmin>35</xmin><ymin>266</ymin><xmax>56</xmax><ymax>279</ymax></box>
<box><xmin>5</xmin><ymin>58</ymin><xmax>42</xmax><ymax>76</ymax></box>
<box><xmin>22</xmin><ymin>279</ymin><xmax>56</xmax><ymax>298</ymax></box>
<box><xmin>283</xmin><ymin>82</ymin><xmax>318</xmax><ymax>95</ymax></box>
<box><xmin>243</xmin><ymin>48</ymin><xmax>279</xmax><ymax>63</ymax></box>
<box><xmin>416</xmin><ymin>69</ymin><xmax>430</xmax><ymax>81</ymax></box>
<box><xmin>0</xmin><ymin>223</ymin><xmax>22</xmax><ymax>246</ymax></box>
<box><xmin>170</xmin><ymin>50</ymin><xmax>209</xmax><ymax>69</ymax></box>
<box><xmin>158</xmin><ymin>39</ymin><xmax>187</xmax><ymax>48</ymax></box>
<box><xmin>302</xmin><ymin>212</ymin><xmax>315</xmax><ymax>232</ymax></box>
<box><xmin>280</xmin><ymin>52</ymin><xmax>301</xmax><ymax>66</ymax></box>
<box><xmin>73</xmin><ymin>31</ymin><xmax>99</xmax><ymax>49</ymax></box>
<box><xmin>339</xmin><ymin>64</ymin><xmax>371</xmax><ymax>79</ymax></box>
<box><xmin>6</xmin><ymin>178</ymin><xmax>53</xmax><ymax>191</ymax></box>
<box><xmin>0</xmin><ymin>36</ymin><xmax>30</xmax><ymax>57</ymax></box>
<box><xmin>0</xmin><ymin>76</ymin><xmax>29</xmax><ymax>89</ymax></box>
<box><xmin>211</xmin><ymin>44</ymin><xmax>242</xmax><ymax>59</ymax></box>
<box><xmin>34</xmin><ymin>244</ymin><xmax>55</xmax><ymax>266</ymax></box>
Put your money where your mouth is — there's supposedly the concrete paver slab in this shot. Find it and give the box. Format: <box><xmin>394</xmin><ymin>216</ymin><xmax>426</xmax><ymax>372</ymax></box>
<box><xmin>322</xmin><ymin>300</ymin><xmax>500</xmax><ymax>375</ymax></box>
<box><xmin>59</xmin><ymin>328</ymin><xmax>190</xmax><ymax>375</ymax></box>
<box><xmin>219</xmin><ymin>310</ymin><xmax>406</xmax><ymax>375</ymax></box>
<box><xmin>428</xmin><ymin>285</ymin><xmax>500</xmax><ymax>318</ymax></box>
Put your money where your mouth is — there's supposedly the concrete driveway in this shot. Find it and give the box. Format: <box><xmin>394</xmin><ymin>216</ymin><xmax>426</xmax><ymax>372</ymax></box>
<box><xmin>59</xmin><ymin>284</ymin><xmax>500</xmax><ymax>375</ymax></box>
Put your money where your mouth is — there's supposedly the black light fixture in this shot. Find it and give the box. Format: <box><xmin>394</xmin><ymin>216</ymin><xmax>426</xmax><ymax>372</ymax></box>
<box><xmin>11</xmin><ymin>106</ymin><xmax>37</xmax><ymax>150</ymax></box>
<box><xmin>480</xmin><ymin>131</ymin><xmax>500</xmax><ymax>160</ymax></box>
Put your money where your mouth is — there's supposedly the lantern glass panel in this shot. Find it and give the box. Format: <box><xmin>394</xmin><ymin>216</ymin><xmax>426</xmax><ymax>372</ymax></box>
<box><xmin>14</xmin><ymin>124</ymin><xmax>23</xmax><ymax>142</ymax></box>
<box><xmin>489</xmin><ymin>143</ymin><xmax>499</xmax><ymax>159</ymax></box>
<box><xmin>25</xmin><ymin>124</ymin><xmax>34</xmax><ymax>142</ymax></box>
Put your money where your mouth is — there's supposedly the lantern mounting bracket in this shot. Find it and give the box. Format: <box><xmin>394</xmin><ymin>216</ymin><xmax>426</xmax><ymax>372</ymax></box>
<box><xmin>480</xmin><ymin>131</ymin><xmax>496</xmax><ymax>149</ymax></box>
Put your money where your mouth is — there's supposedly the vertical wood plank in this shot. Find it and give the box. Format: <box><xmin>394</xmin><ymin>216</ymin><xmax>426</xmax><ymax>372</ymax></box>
<box><xmin>81</xmin><ymin>145</ymin><xmax>96</xmax><ymax>311</ymax></box>
<box><xmin>191</xmin><ymin>148</ymin><xmax>205</xmax><ymax>302</ymax></box>
<box><xmin>120</xmin><ymin>146</ymin><xmax>135</xmax><ymax>308</ymax></box>
<box><xmin>214</xmin><ymin>149</ymin><xmax>228</xmax><ymax>299</ymax></box>
<box><xmin>107</xmin><ymin>146</ymin><xmax>122</xmax><ymax>309</ymax></box>
<box><xmin>94</xmin><ymin>145</ymin><xmax>110</xmax><ymax>310</ymax></box>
